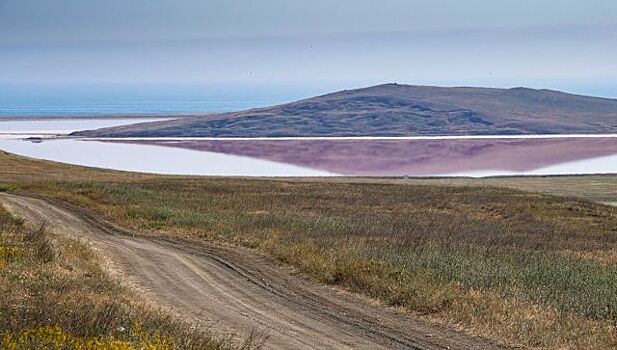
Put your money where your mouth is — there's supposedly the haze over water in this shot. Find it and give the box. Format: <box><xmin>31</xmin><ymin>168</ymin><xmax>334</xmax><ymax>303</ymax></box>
<box><xmin>0</xmin><ymin>85</ymin><xmax>290</xmax><ymax>117</ymax></box>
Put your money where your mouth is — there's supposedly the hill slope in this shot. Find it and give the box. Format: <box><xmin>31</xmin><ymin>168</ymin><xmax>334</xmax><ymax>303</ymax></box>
<box><xmin>73</xmin><ymin>84</ymin><xmax>617</xmax><ymax>137</ymax></box>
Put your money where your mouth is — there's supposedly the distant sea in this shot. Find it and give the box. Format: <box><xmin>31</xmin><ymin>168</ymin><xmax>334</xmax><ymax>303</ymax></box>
<box><xmin>1</xmin><ymin>84</ymin><xmax>615</xmax><ymax>118</ymax></box>
<box><xmin>0</xmin><ymin>100</ymin><xmax>280</xmax><ymax>117</ymax></box>
<box><xmin>0</xmin><ymin>85</ymin><xmax>300</xmax><ymax>117</ymax></box>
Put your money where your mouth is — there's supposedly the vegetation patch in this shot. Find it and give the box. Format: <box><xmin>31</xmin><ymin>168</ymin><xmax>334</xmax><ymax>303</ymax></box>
<box><xmin>3</xmin><ymin>151</ymin><xmax>617</xmax><ymax>348</ymax></box>
<box><xmin>0</xmin><ymin>184</ymin><xmax>14</xmax><ymax>192</ymax></box>
<box><xmin>0</xmin><ymin>205</ymin><xmax>242</xmax><ymax>350</ymax></box>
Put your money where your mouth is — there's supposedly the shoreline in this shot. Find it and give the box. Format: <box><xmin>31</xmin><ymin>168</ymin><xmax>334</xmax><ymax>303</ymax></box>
<box><xmin>4</xmin><ymin>133</ymin><xmax>617</xmax><ymax>141</ymax></box>
<box><xmin>0</xmin><ymin>115</ymin><xmax>194</xmax><ymax>122</ymax></box>
<box><xmin>82</xmin><ymin>134</ymin><xmax>617</xmax><ymax>141</ymax></box>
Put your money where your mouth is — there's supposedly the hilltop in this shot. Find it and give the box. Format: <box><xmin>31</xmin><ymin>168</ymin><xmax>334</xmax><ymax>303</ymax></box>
<box><xmin>72</xmin><ymin>84</ymin><xmax>617</xmax><ymax>137</ymax></box>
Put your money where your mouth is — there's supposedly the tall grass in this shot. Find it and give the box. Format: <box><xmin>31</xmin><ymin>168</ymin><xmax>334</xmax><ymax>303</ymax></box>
<box><xmin>2</xmin><ymin>148</ymin><xmax>617</xmax><ymax>348</ymax></box>
<box><xmin>12</xmin><ymin>179</ymin><xmax>617</xmax><ymax>348</ymax></box>
<box><xmin>0</xmin><ymin>205</ymin><xmax>253</xmax><ymax>350</ymax></box>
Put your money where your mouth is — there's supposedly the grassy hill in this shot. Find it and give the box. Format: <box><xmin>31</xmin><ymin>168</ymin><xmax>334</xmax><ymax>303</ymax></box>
<box><xmin>73</xmin><ymin>84</ymin><xmax>617</xmax><ymax>137</ymax></box>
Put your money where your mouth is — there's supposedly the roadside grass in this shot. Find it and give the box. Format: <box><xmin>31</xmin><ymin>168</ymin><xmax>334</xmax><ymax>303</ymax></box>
<box><xmin>3</xmin><ymin>151</ymin><xmax>617</xmax><ymax>348</ymax></box>
<box><xmin>0</xmin><ymin>205</ymin><xmax>251</xmax><ymax>350</ymax></box>
<box><xmin>0</xmin><ymin>183</ymin><xmax>15</xmax><ymax>192</ymax></box>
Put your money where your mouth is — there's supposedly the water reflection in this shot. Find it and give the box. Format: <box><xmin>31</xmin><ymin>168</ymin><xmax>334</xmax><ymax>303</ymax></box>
<box><xmin>1</xmin><ymin>134</ymin><xmax>617</xmax><ymax>177</ymax></box>
<box><xmin>0</xmin><ymin>139</ymin><xmax>336</xmax><ymax>177</ymax></box>
<box><xmin>114</xmin><ymin>138</ymin><xmax>617</xmax><ymax>177</ymax></box>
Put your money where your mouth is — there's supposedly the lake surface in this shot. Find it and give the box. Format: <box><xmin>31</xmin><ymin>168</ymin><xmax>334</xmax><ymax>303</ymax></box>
<box><xmin>0</xmin><ymin>118</ymin><xmax>169</xmax><ymax>135</ymax></box>
<box><xmin>2</xmin><ymin>119</ymin><xmax>617</xmax><ymax>177</ymax></box>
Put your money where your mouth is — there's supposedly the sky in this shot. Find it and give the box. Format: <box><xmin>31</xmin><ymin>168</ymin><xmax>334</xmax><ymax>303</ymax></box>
<box><xmin>1</xmin><ymin>0</ymin><xmax>617</xmax><ymax>98</ymax></box>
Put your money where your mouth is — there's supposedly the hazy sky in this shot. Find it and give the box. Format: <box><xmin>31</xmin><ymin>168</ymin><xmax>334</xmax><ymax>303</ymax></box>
<box><xmin>1</xmin><ymin>0</ymin><xmax>616</xmax><ymax>97</ymax></box>
<box><xmin>2</xmin><ymin>0</ymin><xmax>617</xmax><ymax>42</ymax></box>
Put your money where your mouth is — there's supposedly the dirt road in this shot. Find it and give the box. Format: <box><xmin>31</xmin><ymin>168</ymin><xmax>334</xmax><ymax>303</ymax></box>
<box><xmin>0</xmin><ymin>193</ymin><xmax>505</xmax><ymax>349</ymax></box>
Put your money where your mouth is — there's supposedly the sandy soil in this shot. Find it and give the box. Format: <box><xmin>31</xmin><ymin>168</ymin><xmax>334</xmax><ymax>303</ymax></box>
<box><xmin>0</xmin><ymin>193</ymin><xmax>506</xmax><ymax>350</ymax></box>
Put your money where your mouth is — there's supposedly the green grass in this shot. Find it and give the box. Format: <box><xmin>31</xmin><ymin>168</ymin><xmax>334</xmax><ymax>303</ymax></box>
<box><xmin>2</xmin><ymin>151</ymin><xmax>617</xmax><ymax>348</ymax></box>
<box><xmin>0</xmin><ymin>183</ymin><xmax>14</xmax><ymax>192</ymax></box>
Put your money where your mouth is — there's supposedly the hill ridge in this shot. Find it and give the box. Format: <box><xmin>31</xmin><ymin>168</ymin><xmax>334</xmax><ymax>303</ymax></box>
<box><xmin>72</xmin><ymin>84</ymin><xmax>617</xmax><ymax>137</ymax></box>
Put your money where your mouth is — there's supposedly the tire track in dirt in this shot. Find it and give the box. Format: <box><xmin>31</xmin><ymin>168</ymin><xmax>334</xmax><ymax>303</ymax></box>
<box><xmin>0</xmin><ymin>193</ymin><xmax>506</xmax><ymax>349</ymax></box>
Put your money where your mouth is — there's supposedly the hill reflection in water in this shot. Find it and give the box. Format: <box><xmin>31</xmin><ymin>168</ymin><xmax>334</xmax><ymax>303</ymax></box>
<box><xmin>118</xmin><ymin>137</ymin><xmax>617</xmax><ymax>177</ymax></box>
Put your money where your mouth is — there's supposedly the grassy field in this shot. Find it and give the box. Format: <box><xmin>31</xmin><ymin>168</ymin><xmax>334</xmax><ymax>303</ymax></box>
<box><xmin>407</xmin><ymin>176</ymin><xmax>617</xmax><ymax>207</ymax></box>
<box><xmin>0</xmin><ymin>188</ymin><xmax>252</xmax><ymax>348</ymax></box>
<box><xmin>2</xmin><ymin>150</ymin><xmax>617</xmax><ymax>349</ymax></box>
<box><xmin>296</xmin><ymin>175</ymin><xmax>617</xmax><ymax>206</ymax></box>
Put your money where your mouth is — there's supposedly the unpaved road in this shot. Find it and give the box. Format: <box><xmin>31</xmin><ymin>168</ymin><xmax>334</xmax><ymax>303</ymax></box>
<box><xmin>1</xmin><ymin>193</ymin><xmax>505</xmax><ymax>349</ymax></box>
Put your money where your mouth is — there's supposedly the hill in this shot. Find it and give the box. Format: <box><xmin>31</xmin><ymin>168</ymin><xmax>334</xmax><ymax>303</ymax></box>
<box><xmin>72</xmin><ymin>84</ymin><xmax>617</xmax><ymax>137</ymax></box>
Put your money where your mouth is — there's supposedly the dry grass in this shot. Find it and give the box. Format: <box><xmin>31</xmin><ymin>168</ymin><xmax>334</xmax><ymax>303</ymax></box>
<box><xmin>2</xmin><ymin>151</ymin><xmax>617</xmax><ymax>348</ymax></box>
<box><xmin>0</xmin><ymin>204</ymin><xmax>254</xmax><ymax>350</ymax></box>
<box><xmin>402</xmin><ymin>175</ymin><xmax>617</xmax><ymax>206</ymax></box>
